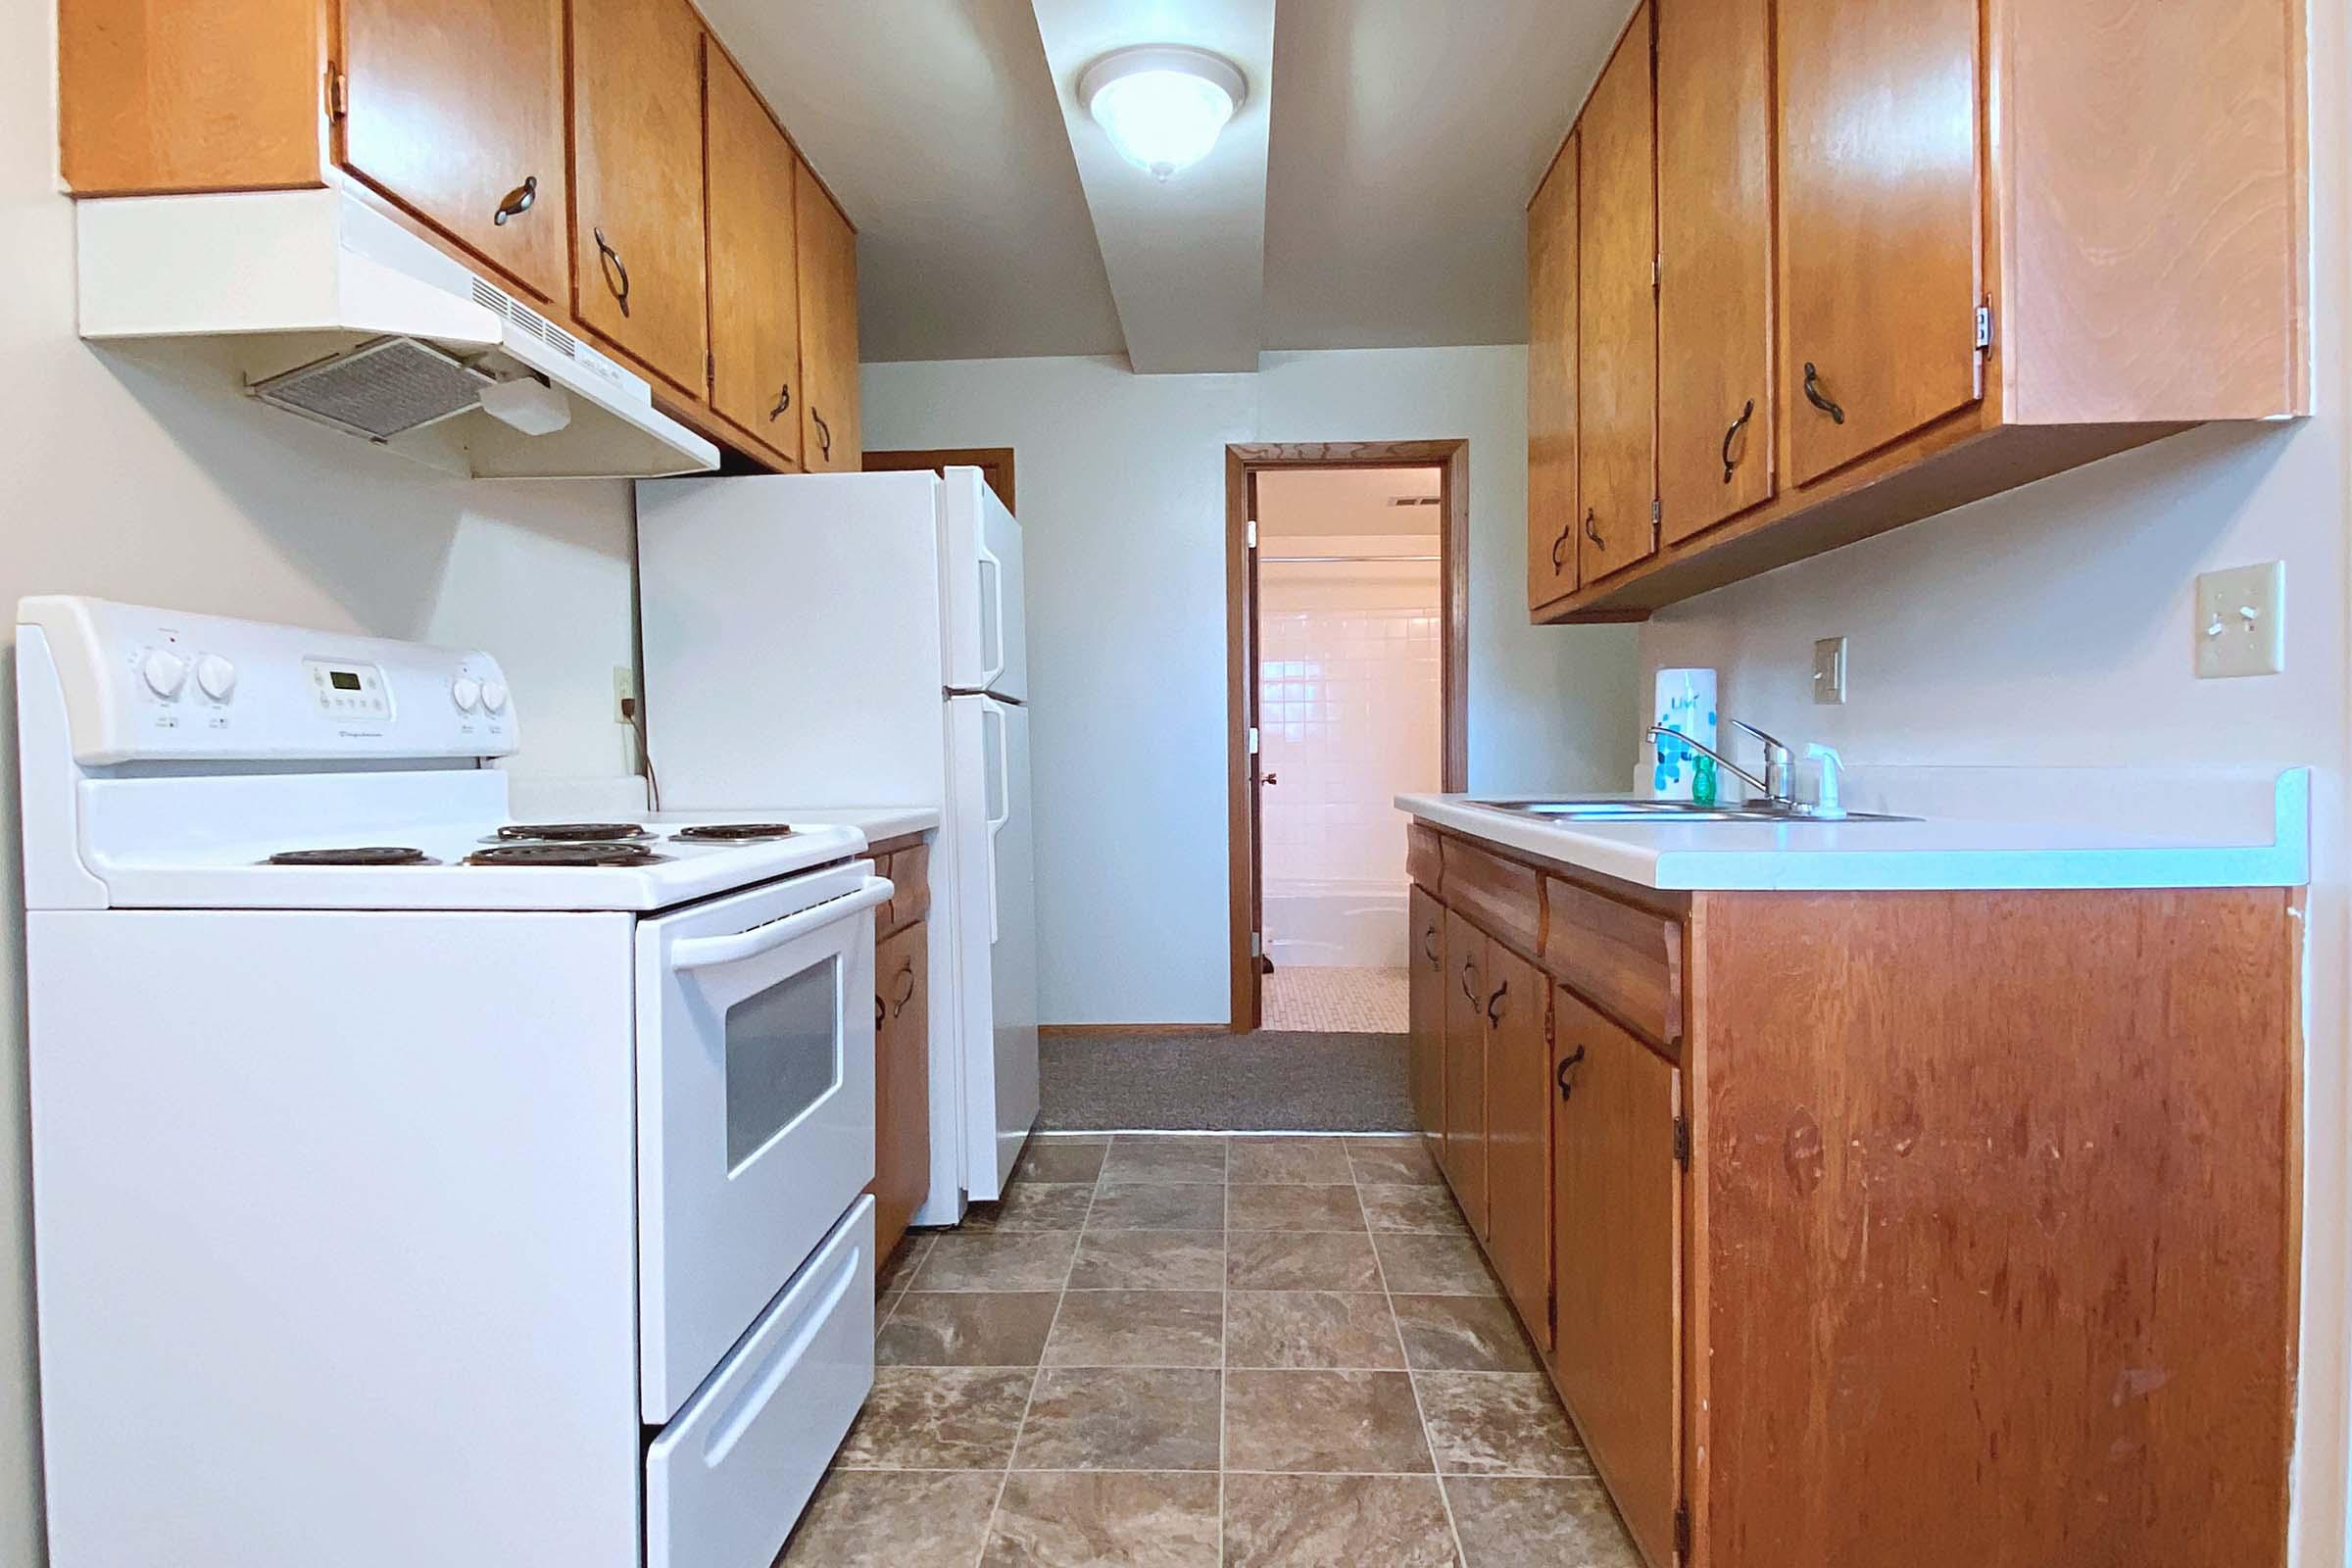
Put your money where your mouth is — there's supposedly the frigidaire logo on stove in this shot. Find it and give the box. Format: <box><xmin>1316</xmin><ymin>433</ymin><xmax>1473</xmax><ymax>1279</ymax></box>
<box><xmin>335</xmin><ymin>729</ymin><xmax>386</xmax><ymax>741</ymax></box>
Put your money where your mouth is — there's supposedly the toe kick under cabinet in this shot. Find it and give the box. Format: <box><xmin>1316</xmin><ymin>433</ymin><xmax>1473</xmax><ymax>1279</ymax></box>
<box><xmin>1404</xmin><ymin>821</ymin><xmax>2301</xmax><ymax>1568</ymax></box>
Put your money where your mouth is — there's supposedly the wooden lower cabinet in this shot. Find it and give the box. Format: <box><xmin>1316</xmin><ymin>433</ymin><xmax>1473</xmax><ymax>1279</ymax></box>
<box><xmin>1550</xmin><ymin>985</ymin><xmax>1681</xmax><ymax>1568</ymax></box>
<box><xmin>1406</xmin><ymin>885</ymin><xmax>1447</xmax><ymax>1154</ymax></box>
<box><xmin>872</xmin><ymin>917</ymin><xmax>929</xmax><ymax>1262</ymax></box>
<box><xmin>1440</xmin><ymin>907</ymin><xmax>1489</xmax><ymax>1238</ymax></box>
<box><xmin>1409</xmin><ymin>824</ymin><xmax>2300</xmax><ymax>1568</ymax></box>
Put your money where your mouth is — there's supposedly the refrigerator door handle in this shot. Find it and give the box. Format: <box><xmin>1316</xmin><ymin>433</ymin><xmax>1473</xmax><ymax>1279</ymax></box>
<box><xmin>975</xmin><ymin>536</ymin><xmax>1006</xmax><ymax>693</ymax></box>
<box><xmin>983</xmin><ymin>701</ymin><xmax>1011</xmax><ymax>944</ymax></box>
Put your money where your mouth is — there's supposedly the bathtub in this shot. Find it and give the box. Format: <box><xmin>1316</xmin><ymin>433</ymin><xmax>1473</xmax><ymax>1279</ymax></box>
<box><xmin>1264</xmin><ymin>878</ymin><xmax>1410</xmax><ymax>969</ymax></box>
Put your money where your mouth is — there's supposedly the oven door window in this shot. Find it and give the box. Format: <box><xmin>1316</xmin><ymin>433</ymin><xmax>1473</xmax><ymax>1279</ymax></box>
<box><xmin>722</xmin><ymin>955</ymin><xmax>842</xmax><ymax>1170</ymax></box>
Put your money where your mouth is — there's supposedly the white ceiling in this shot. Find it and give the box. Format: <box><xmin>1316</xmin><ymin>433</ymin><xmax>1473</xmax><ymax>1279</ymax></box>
<box><xmin>1257</xmin><ymin>466</ymin><xmax>1445</xmax><ymax>538</ymax></box>
<box><xmin>706</xmin><ymin>0</ymin><xmax>1630</xmax><ymax>368</ymax></box>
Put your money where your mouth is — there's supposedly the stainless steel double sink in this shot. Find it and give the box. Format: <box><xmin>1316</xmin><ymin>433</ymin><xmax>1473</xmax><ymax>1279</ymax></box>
<box><xmin>1470</xmin><ymin>798</ymin><xmax>1915</xmax><ymax>824</ymax></box>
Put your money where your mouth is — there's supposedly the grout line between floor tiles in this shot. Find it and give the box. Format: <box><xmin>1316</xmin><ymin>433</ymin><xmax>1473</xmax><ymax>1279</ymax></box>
<box><xmin>1370</xmin><ymin>1144</ymin><xmax>1473</xmax><ymax>1567</ymax></box>
<box><xmin>969</xmin><ymin>1170</ymin><xmax>1093</xmax><ymax>1566</ymax></box>
<box><xmin>1218</xmin><ymin>1170</ymin><xmax>1230</xmax><ymax>1566</ymax></box>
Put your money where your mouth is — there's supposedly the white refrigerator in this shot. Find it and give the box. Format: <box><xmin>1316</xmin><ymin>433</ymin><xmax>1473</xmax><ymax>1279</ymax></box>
<box><xmin>636</xmin><ymin>467</ymin><xmax>1039</xmax><ymax>1213</ymax></box>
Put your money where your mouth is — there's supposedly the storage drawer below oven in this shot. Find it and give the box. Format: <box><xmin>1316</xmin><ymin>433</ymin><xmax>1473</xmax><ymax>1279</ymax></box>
<box><xmin>646</xmin><ymin>1196</ymin><xmax>876</xmax><ymax>1568</ymax></box>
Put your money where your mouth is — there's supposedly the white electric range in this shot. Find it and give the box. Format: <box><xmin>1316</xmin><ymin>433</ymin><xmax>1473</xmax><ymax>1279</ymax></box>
<box><xmin>18</xmin><ymin>597</ymin><xmax>886</xmax><ymax>1568</ymax></box>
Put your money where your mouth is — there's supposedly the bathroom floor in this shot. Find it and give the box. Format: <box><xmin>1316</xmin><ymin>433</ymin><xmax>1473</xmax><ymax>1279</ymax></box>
<box><xmin>1261</xmin><ymin>966</ymin><xmax>1408</xmax><ymax>1033</ymax></box>
<box><xmin>778</xmin><ymin>1133</ymin><xmax>1640</xmax><ymax>1567</ymax></box>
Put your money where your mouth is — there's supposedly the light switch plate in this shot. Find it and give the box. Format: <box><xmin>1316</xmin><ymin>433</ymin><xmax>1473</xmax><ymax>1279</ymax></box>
<box><xmin>2193</xmin><ymin>562</ymin><xmax>2286</xmax><ymax>679</ymax></box>
<box><xmin>1812</xmin><ymin>636</ymin><xmax>1847</xmax><ymax>705</ymax></box>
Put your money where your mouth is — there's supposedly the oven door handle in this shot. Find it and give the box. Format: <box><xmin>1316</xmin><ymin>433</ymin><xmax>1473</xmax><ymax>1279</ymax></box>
<box><xmin>667</xmin><ymin>876</ymin><xmax>894</xmax><ymax>972</ymax></box>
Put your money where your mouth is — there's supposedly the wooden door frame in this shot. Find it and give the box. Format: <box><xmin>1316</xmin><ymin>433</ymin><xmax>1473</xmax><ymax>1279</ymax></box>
<box><xmin>863</xmin><ymin>446</ymin><xmax>1016</xmax><ymax>512</ymax></box>
<box><xmin>1224</xmin><ymin>439</ymin><xmax>1471</xmax><ymax>1033</ymax></box>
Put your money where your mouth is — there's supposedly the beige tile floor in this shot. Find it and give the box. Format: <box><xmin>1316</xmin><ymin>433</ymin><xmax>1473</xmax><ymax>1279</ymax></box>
<box><xmin>1259</xmin><ymin>967</ymin><xmax>1410</xmax><ymax>1034</ymax></box>
<box><xmin>778</xmin><ymin>1133</ymin><xmax>1642</xmax><ymax>1567</ymax></box>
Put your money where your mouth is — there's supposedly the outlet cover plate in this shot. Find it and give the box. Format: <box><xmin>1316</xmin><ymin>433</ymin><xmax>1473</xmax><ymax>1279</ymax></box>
<box><xmin>613</xmin><ymin>664</ymin><xmax>639</xmax><ymax>723</ymax></box>
<box><xmin>2194</xmin><ymin>562</ymin><xmax>2285</xmax><ymax>679</ymax></box>
<box><xmin>1812</xmin><ymin>636</ymin><xmax>1847</xmax><ymax>705</ymax></box>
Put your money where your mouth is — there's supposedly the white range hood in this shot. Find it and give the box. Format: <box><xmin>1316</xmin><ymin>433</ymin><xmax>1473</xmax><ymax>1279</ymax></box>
<box><xmin>74</xmin><ymin>186</ymin><xmax>719</xmax><ymax>481</ymax></box>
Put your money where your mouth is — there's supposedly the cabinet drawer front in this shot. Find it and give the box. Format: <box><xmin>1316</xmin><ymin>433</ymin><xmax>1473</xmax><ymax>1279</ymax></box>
<box><xmin>1542</xmin><ymin>877</ymin><xmax>1685</xmax><ymax>1050</ymax></box>
<box><xmin>1442</xmin><ymin>840</ymin><xmax>1542</xmax><ymax>958</ymax></box>
<box><xmin>1406</xmin><ymin>823</ymin><xmax>1446</xmax><ymax>892</ymax></box>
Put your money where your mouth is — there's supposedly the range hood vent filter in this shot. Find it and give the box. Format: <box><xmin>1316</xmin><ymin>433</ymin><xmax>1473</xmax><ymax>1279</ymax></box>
<box><xmin>250</xmin><ymin>336</ymin><xmax>491</xmax><ymax>442</ymax></box>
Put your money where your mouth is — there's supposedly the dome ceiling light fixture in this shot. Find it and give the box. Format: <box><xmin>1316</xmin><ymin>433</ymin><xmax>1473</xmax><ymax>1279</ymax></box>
<box><xmin>1079</xmin><ymin>45</ymin><xmax>1248</xmax><ymax>182</ymax></box>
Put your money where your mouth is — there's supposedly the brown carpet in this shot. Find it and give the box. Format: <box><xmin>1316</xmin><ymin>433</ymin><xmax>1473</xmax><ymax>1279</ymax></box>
<box><xmin>1038</xmin><ymin>1030</ymin><xmax>1412</xmax><ymax>1132</ymax></box>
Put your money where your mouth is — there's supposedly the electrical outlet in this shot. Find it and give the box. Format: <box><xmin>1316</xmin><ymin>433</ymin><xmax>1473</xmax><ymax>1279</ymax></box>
<box><xmin>2193</xmin><ymin>562</ymin><xmax>2285</xmax><ymax>679</ymax></box>
<box><xmin>1812</xmin><ymin>636</ymin><xmax>1847</xmax><ymax>705</ymax></box>
<box><xmin>613</xmin><ymin>664</ymin><xmax>639</xmax><ymax>724</ymax></box>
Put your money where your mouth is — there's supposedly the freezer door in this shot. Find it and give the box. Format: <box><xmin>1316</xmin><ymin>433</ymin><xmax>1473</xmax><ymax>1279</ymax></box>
<box><xmin>946</xmin><ymin>694</ymin><xmax>1039</xmax><ymax>1198</ymax></box>
<box><xmin>941</xmin><ymin>467</ymin><xmax>1028</xmax><ymax>704</ymax></box>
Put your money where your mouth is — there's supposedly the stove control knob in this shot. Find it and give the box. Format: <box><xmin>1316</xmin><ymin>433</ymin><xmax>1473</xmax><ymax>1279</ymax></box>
<box><xmin>141</xmin><ymin>649</ymin><xmax>188</xmax><ymax>700</ymax></box>
<box><xmin>194</xmin><ymin>654</ymin><xmax>237</xmax><ymax>702</ymax></box>
<box><xmin>480</xmin><ymin>678</ymin><xmax>509</xmax><ymax>714</ymax></box>
<box><xmin>451</xmin><ymin>675</ymin><xmax>482</xmax><ymax>712</ymax></box>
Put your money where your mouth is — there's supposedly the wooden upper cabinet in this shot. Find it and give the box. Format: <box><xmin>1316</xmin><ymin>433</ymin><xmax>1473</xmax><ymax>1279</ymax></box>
<box><xmin>338</xmin><ymin>0</ymin><xmax>567</xmax><ymax>305</ymax></box>
<box><xmin>1442</xmin><ymin>908</ymin><xmax>1490</xmax><ymax>1238</ymax></box>
<box><xmin>1576</xmin><ymin>5</ymin><xmax>1658</xmax><ymax>585</ymax></box>
<box><xmin>60</xmin><ymin>0</ymin><xmax>325</xmax><ymax>194</ymax></box>
<box><xmin>569</xmin><ymin>0</ymin><xmax>710</xmax><ymax>396</ymax></box>
<box><xmin>1526</xmin><ymin>132</ymin><xmax>1580</xmax><ymax>612</ymax></box>
<box><xmin>1552</xmin><ymin>985</ymin><xmax>1683</xmax><ymax>1568</ymax></box>
<box><xmin>703</xmin><ymin>41</ymin><xmax>804</xmax><ymax>466</ymax></box>
<box><xmin>1655</xmin><ymin>0</ymin><xmax>1773</xmax><ymax>543</ymax></box>
<box><xmin>1483</xmin><ymin>943</ymin><xmax>1550</xmax><ymax>1349</ymax></box>
<box><xmin>796</xmin><ymin>172</ymin><xmax>862</xmax><ymax>471</ymax></box>
<box><xmin>1778</xmin><ymin>0</ymin><xmax>1983</xmax><ymax>486</ymax></box>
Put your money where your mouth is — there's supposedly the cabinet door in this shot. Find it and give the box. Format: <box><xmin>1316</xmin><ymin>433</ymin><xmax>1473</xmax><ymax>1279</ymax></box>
<box><xmin>1408</xmin><ymin>886</ymin><xmax>1448</xmax><ymax>1150</ymax></box>
<box><xmin>1778</xmin><ymin>0</ymin><xmax>1982</xmax><ymax>485</ymax></box>
<box><xmin>1527</xmin><ymin>132</ymin><xmax>1580</xmax><ymax>611</ymax></box>
<box><xmin>1577</xmin><ymin>5</ymin><xmax>1659</xmax><ymax>584</ymax></box>
<box><xmin>1441</xmin><ymin>909</ymin><xmax>1489</xmax><ymax>1238</ymax></box>
<box><xmin>1551</xmin><ymin>986</ymin><xmax>1683</xmax><ymax>1568</ymax></box>
<box><xmin>704</xmin><ymin>42</ymin><xmax>804</xmax><ymax>466</ymax></box>
<box><xmin>796</xmin><ymin>170</ymin><xmax>861</xmax><ymax>471</ymax></box>
<box><xmin>1483</xmin><ymin>943</ymin><xmax>1550</xmax><ymax>1348</ymax></box>
<box><xmin>569</xmin><ymin>0</ymin><xmax>709</xmax><ymax>394</ymax></box>
<box><xmin>873</xmin><ymin>922</ymin><xmax>929</xmax><ymax>1262</ymax></box>
<box><xmin>1655</xmin><ymin>0</ymin><xmax>1773</xmax><ymax>541</ymax></box>
<box><xmin>340</xmin><ymin>0</ymin><xmax>567</xmax><ymax>304</ymax></box>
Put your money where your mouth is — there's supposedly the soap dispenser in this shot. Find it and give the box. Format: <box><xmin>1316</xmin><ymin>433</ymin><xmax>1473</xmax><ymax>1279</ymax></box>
<box><xmin>1804</xmin><ymin>743</ymin><xmax>1848</xmax><ymax>821</ymax></box>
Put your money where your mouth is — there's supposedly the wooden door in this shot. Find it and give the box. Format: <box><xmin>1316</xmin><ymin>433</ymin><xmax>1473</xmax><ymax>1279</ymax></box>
<box><xmin>873</xmin><ymin>922</ymin><xmax>929</xmax><ymax>1261</ymax></box>
<box><xmin>339</xmin><ymin>0</ymin><xmax>567</xmax><ymax>304</ymax></box>
<box><xmin>1551</xmin><ymin>986</ymin><xmax>1683</xmax><ymax>1568</ymax></box>
<box><xmin>796</xmin><ymin>168</ymin><xmax>861</xmax><ymax>471</ymax></box>
<box><xmin>1778</xmin><ymin>0</ymin><xmax>1982</xmax><ymax>485</ymax></box>
<box><xmin>703</xmin><ymin>41</ymin><xmax>803</xmax><ymax>466</ymax></box>
<box><xmin>1526</xmin><ymin>131</ymin><xmax>1580</xmax><ymax>611</ymax></box>
<box><xmin>1441</xmin><ymin>910</ymin><xmax>1489</xmax><ymax>1238</ymax></box>
<box><xmin>1482</xmin><ymin>943</ymin><xmax>1550</xmax><ymax>1347</ymax></box>
<box><xmin>1655</xmin><ymin>0</ymin><xmax>1773</xmax><ymax>541</ymax></box>
<box><xmin>1576</xmin><ymin>5</ymin><xmax>1659</xmax><ymax>584</ymax></box>
<box><xmin>1407</xmin><ymin>886</ymin><xmax>1448</xmax><ymax>1149</ymax></box>
<box><xmin>569</xmin><ymin>0</ymin><xmax>709</xmax><ymax>395</ymax></box>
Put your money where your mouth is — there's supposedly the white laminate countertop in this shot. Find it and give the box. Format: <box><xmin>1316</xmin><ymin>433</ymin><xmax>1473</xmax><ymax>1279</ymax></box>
<box><xmin>1398</xmin><ymin>766</ymin><xmax>2311</xmax><ymax>892</ymax></box>
<box><xmin>760</xmin><ymin>806</ymin><xmax>941</xmax><ymax>844</ymax></box>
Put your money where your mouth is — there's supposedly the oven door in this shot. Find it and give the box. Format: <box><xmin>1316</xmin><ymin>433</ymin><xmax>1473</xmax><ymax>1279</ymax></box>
<box><xmin>637</xmin><ymin>860</ymin><xmax>889</xmax><ymax>1422</ymax></box>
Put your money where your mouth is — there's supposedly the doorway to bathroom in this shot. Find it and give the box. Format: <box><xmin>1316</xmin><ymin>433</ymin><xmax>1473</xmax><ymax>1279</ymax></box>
<box><xmin>1224</xmin><ymin>442</ymin><xmax>1468</xmax><ymax>1036</ymax></box>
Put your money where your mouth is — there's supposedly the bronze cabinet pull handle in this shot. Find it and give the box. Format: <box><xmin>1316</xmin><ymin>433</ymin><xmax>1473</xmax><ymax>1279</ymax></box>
<box><xmin>494</xmin><ymin>174</ymin><xmax>537</xmax><ymax>225</ymax></box>
<box><xmin>1487</xmin><ymin>978</ymin><xmax>1508</xmax><ymax>1025</ymax></box>
<box><xmin>1550</xmin><ymin>520</ymin><xmax>1571</xmax><ymax>570</ymax></box>
<box><xmin>1583</xmin><ymin>509</ymin><xmax>1603</xmax><ymax>548</ymax></box>
<box><xmin>593</xmin><ymin>227</ymin><xmax>631</xmax><ymax>318</ymax></box>
<box><xmin>1555</xmin><ymin>1044</ymin><xmax>1588</xmax><ymax>1102</ymax></box>
<box><xmin>874</xmin><ymin>994</ymin><xmax>885</xmax><ymax>1028</ymax></box>
<box><xmin>1721</xmin><ymin>397</ymin><xmax>1755</xmax><ymax>482</ymax></box>
<box><xmin>769</xmin><ymin>381</ymin><xmax>791</xmax><ymax>421</ymax></box>
<box><xmin>1460</xmin><ymin>961</ymin><xmax>1478</xmax><ymax>1003</ymax></box>
<box><xmin>812</xmin><ymin>410</ymin><xmax>833</xmax><ymax>459</ymax></box>
<box><xmin>1802</xmin><ymin>363</ymin><xmax>1845</xmax><ymax>425</ymax></box>
<box><xmin>892</xmin><ymin>964</ymin><xmax>917</xmax><ymax>1014</ymax></box>
<box><xmin>1422</xmin><ymin>927</ymin><xmax>1440</xmax><ymax>965</ymax></box>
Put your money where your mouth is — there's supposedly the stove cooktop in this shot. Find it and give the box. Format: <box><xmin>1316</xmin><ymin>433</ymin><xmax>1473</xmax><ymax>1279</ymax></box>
<box><xmin>265</xmin><ymin>847</ymin><xmax>441</xmax><ymax>867</ymax></box>
<box><xmin>492</xmin><ymin>822</ymin><xmax>659</xmax><ymax>844</ymax></box>
<box><xmin>465</xmin><ymin>842</ymin><xmax>673</xmax><ymax>868</ymax></box>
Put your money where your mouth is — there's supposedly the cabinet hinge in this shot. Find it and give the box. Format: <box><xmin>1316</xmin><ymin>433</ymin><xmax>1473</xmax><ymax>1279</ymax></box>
<box><xmin>324</xmin><ymin>67</ymin><xmax>348</xmax><ymax>122</ymax></box>
<box><xmin>706</xmin><ymin>350</ymin><xmax>715</xmax><ymax>389</ymax></box>
<box><xmin>1652</xmin><ymin>254</ymin><xmax>1662</xmax><ymax>291</ymax></box>
<box><xmin>1248</xmin><ymin>725</ymin><xmax>1261</xmax><ymax>756</ymax></box>
<box><xmin>1250</xmin><ymin>930</ymin><xmax>1263</xmax><ymax>958</ymax></box>
<box><xmin>1247</xmin><ymin>519</ymin><xmax>1258</xmax><ymax>549</ymax></box>
<box><xmin>1975</xmin><ymin>302</ymin><xmax>1995</xmax><ymax>353</ymax></box>
<box><xmin>1651</xmin><ymin>497</ymin><xmax>1663</xmax><ymax>548</ymax></box>
<box><xmin>1674</xmin><ymin>1500</ymin><xmax>1692</xmax><ymax>1561</ymax></box>
<box><xmin>1545</xmin><ymin>1287</ymin><xmax>1558</xmax><ymax>1339</ymax></box>
<box><xmin>1672</xmin><ymin>1114</ymin><xmax>1691</xmax><ymax>1167</ymax></box>
<box><xmin>1544</xmin><ymin>1007</ymin><xmax>1555</xmax><ymax>1046</ymax></box>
